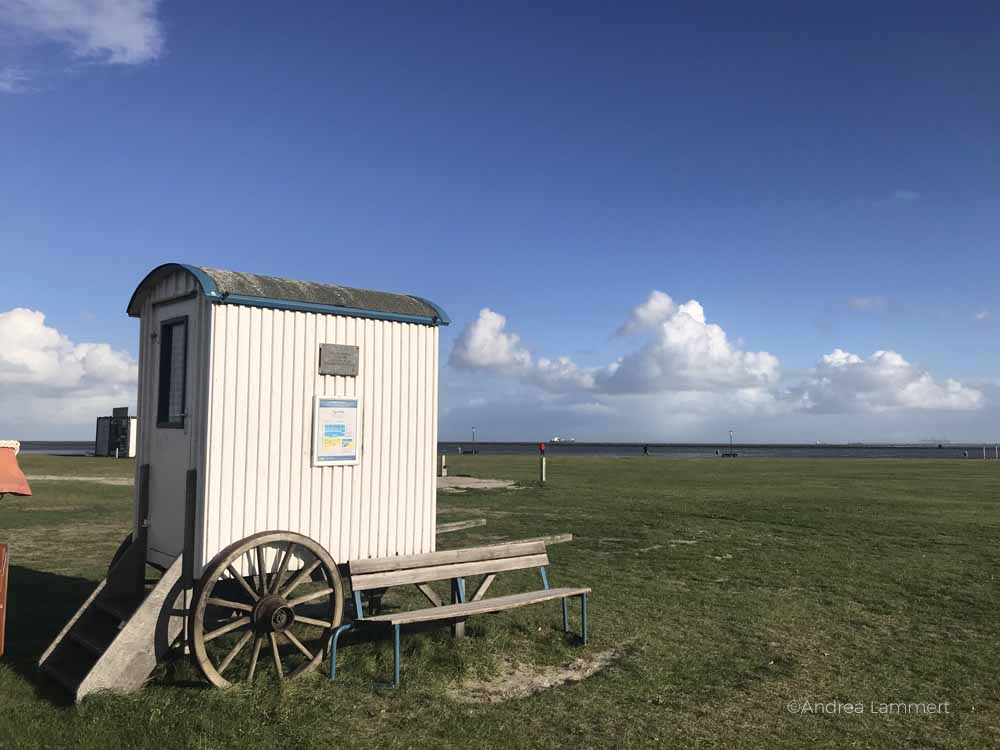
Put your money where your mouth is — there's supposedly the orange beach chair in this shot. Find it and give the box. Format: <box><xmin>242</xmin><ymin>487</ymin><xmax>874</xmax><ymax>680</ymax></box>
<box><xmin>0</xmin><ymin>441</ymin><xmax>31</xmax><ymax>498</ymax></box>
<box><xmin>0</xmin><ymin>440</ymin><xmax>29</xmax><ymax>656</ymax></box>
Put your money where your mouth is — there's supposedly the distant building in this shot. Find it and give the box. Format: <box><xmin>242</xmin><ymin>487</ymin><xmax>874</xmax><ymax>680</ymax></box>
<box><xmin>95</xmin><ymin>407</ymin><xmax>137</xmax><ymax>458</ymax></box>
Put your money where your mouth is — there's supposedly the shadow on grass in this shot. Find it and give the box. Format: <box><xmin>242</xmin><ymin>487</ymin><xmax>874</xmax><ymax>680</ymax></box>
<box><xmin>4</xmin><ymin>564</ymin><xmax>100</xmax><ymax>706</ymax></box>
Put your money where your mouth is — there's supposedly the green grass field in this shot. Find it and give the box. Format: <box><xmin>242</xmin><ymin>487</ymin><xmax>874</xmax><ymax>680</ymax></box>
<box><xmin>1</xmin><ymin>454</ymin><xmax>998</xmax><ymax>749</ymax></box>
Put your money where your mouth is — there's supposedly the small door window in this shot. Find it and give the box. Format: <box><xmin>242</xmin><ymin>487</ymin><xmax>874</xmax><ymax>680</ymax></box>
<box><xmin>157</xmin><ymin>317</ymin><xmax>188</xmax><ymax>428</ymax></box>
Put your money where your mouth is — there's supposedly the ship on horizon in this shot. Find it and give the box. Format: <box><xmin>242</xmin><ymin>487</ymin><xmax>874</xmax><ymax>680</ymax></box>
<box><xmin>550</xmin><ymin>436</ymin><xmax>577</xmax><ymax>444</ymax></box>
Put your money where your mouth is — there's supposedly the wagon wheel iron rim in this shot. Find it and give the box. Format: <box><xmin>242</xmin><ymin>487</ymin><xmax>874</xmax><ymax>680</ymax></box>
<box><xmin>191</xmin><ymin>531</ymin><xmax>344</xmax><ymax>689</ymax></box>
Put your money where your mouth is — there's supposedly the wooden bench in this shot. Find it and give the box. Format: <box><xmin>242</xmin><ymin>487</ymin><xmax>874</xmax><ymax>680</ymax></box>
<box><xmin>328</xmin><ymin>540</ymin><xmax>590</xmax><ymax>687</ymax></box>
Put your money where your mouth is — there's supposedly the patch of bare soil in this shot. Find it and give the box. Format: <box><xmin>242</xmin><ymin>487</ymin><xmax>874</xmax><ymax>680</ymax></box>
<box><xmin>26</xmin><ymin>475</ymin><xmax>133</xmax><ymax>486</ymax></box>
<box><xmin>449</xmin><ymin>649</ymin><xmax>619</xmax><ymax>703</ymax></box>
<box><xmin>437</xmin><ymin>477</ymin><xmax>518</xmax><ymax>493</ymax></box>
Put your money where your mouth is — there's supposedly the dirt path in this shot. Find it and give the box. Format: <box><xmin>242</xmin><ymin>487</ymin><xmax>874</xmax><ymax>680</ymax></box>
<box><xmin>449</xmin><ymin>649</ymin><xmax>619</xmax><ymax>703</ymax></box>
<box><xmin>26</xmin><ymin>475</ymin><xmax>134</xmax><ymax>486</ymax></box>
<box><xmin>437</xmin><ymin>476</ymin><xmax>517</xmax><ymax>492</ymax></box>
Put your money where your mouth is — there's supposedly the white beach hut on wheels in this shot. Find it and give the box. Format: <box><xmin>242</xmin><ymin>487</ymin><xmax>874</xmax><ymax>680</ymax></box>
<box><xmin>127</xmin><ymin>264</ymin><xmax>449</xmax><ymax>574</ymax></box>
<box><xmin>40</xmin><ymin>263</ymin><xmax>450</xmax><ymax>699</ymax></box>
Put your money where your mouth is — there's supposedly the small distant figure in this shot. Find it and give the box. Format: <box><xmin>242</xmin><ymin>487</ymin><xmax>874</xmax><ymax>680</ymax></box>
<box><xmin>963</xmin><ymin>450</ymin><xmax>968</xmax><ymax>458</ymax></box>
<box><xmin>643</xmin><ymin>444</ymin><xmax>649</xmax><ymax>456</ymax></box>
<box><xmin>458</xmin><ymin>445</ymin><xmax>463</xmax><ymax>455</ymax></box>
<box><xmin>716</xmin><ymin>449</ymin><xmax>720</xmax><ymax>456</ymax></box>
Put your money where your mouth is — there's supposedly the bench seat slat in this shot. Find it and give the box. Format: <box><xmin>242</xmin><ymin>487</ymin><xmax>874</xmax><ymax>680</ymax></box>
<box><xmin>358</xmin><ymin>587</ymin><xmax>591</xmax><ymax>626</ymax></box>
<box><xmin>352</xmin><ymin>553</ymin><xmax>549</xmax><ymax>591</ymax></box>
<box><xmin>349</xmin><ymin>540</ymin><xmax>545</xmax><ymax>576</ymax></box>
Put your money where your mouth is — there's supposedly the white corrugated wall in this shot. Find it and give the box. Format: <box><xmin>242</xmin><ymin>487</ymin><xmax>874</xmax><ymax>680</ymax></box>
<box><xmin>199</xmin><ymin>304</ymin><xmax>438</xmax><ymax>573</ymax></box>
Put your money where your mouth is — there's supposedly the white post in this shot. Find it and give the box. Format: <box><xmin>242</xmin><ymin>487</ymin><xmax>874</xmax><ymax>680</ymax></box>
<box><xmin>438</xmin><ymin>454</ymin><xmax>448</xmax><ymax>477</ymax></box>
<box><xmin>984</xmin><ymin>446</ymin><xmax>987</xmax><ymax>460</ymax></box>
<box><xmin>540</xmin><ymin>455</ymin><xmax>547</xmax><ymax>484</ymax></box>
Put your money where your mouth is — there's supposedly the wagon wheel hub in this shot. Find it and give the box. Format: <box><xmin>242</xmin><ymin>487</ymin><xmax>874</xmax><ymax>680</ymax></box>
<box><xmin>253</xmin><ymin>595</ymin><xmax>295</xmax><ymax>633</ymax></box>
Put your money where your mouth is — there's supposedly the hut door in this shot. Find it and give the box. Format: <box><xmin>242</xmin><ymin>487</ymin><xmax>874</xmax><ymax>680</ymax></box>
<box><xmin>147</xmin><ymin>297</ymin><xmax>197</xmax><ymax>564</ymax></box>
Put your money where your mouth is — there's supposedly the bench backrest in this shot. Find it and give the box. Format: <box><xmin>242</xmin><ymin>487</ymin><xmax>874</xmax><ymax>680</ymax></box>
<box><xmin>348</xmin><ymin>541</ymin><xmax>548</xmax><ymax>592</ymax></box>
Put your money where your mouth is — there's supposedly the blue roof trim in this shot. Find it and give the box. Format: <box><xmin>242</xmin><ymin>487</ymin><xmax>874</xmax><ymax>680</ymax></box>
<box><xmin>179</xmin><ymin>264</ymin><xmax>224</xmax><ymax>301</ymax></box>
<box><xmin>411</xmin><ymin>295</ymin><xmax>451</xmax><ymax>326</ymax></box>
<box><xmin>129</xmin><ymin>263</ymin><xmax>449</xmax><ymax>326</ymax></box>
<box><xmin>127</xmin><ymin>263</ymin><xmax>221</xmax><ymax>316</ymax></box>
<box><xmin>219</xmin><ymin>294</ymin><xmax>445</xmax><ymax>326</ymax></box>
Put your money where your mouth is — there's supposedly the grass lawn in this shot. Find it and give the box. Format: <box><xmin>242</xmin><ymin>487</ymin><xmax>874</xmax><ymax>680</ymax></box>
<box><xmin>1</xmin><ymin>454</ymin><xmax>998</xmax><ymax>749</ymax></box>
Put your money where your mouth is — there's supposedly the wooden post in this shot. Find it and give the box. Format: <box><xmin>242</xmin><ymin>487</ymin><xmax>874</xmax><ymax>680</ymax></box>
<box><xmin>134</xmin><ymin>464</ymin><xmax>150</xmax><ymax>594</ymax></box>
<box><xmin>0</xmin><ymin>544</ymin><xmax>7</xmax><ymax>658</ymax></box>
<box><xmin>451</xmin><ymin>578</ymin><xmax>465</xmax><ymax>639</ymax></box>
<box><xmin>540</xmin><ymin>455</ymin><xmax>547</xmax><ymax>484</ymax></box>
<box><xmin>183</xmin><ymin>469</ymin><xmax>197</xmax><ymax>650</ymax></box>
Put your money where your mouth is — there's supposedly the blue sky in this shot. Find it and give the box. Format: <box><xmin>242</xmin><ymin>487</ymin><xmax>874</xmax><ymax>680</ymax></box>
<box><xmin>1</xmin><ymin>2</ymin><xmax>998</xmax><ymax>441</ymax></box>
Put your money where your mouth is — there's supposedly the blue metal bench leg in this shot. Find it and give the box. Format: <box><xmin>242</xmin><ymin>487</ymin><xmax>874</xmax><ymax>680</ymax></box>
<box><xmin>393</xmin><ymin>624</ymin><xmax>401</xmax><ymax>688</ymax></box>
<box><xmin>581</xmin><ymin>593</ymin><xmax>588</xmax><ymax>645</ymax></box>
<box><xmin>329</xmin><ymin>623</ymin><xmax>353</xmax><ymax>681</ymax></box>
<box><xmin>562</xmin><ymin>598</ymin><xmax>569</xmax><ymax>633</ymax></box>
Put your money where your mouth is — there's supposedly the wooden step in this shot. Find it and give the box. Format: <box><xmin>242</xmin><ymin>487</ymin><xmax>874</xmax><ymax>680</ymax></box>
<box><xmin>95</xmin><ymin>595</ymin><xmax>143</xmax><ymax>622</ymax></box>
<box><xmin>69</xmin><ymin>627</ymin><xmax>113</xmax><ymax>658</ymax></box>
<box><xmin>41</xmin><ymin>660</ymin><xmax>82</xmax><ymax>693</ymax></box>
<box><xmin>41</xmin><ymin>645</ymin><xmax>94</xmax><ymax>692</ymax></box>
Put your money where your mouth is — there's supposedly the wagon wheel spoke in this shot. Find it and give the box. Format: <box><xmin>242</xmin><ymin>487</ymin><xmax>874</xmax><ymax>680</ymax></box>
<box><xmin>280</xmin><ymin>629</ymin><xmax>314</xmax><ymax>660</ymax></box>
<box><xmin>227</xmin><ymin>564</ymin><xmax>260</xmax><ymax>602</ymax></box>
<box><xmin>217</xmin><ymin>630</ymin><xmax>253</xmax><ymax>675</ymax></box>
<box><xmin>204</xmin><ymin>616</ymin><xmax>250</xmax><ymax>642</ymax></box>
<box><xmin>279</xmin><ymin>558</ymin><xmax>322</xmax><ymax>597</ymax></box>
<box><xmin>247</xmin><ymin>636</ymin><xmax>264</xmax><ymax>681</ymax></box>
<box><xmin>268</xmin><ymin>633</ymin><xmax>283</xmax><ymax>678</ymax></box>
<box><xmin>207</xmin><ymin>597</ymin><xmax>254</xmax><ymax>613</ymax></box>
<box><xmin>269</xmin><ymin>542</ymin><xmax>295</xmax><ymax>594</ymax></box>
<box><xmin>255</xmin><ymin>545</ymin><xmax>267</xmax><ymax>595</ymax></box>
<box><xmin>294</xmin><ymin>615</ymin><xmax>333</xmax><ymax>629</ymax></box>
<box><xmin>286</xmin><ymin>587</ymin><xmax>334</xmax><ymax>608</ymax></box>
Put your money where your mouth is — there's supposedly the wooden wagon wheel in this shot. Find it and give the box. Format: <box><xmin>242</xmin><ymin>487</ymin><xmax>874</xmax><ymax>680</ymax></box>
<box><xmin>191</xmin><ymin>531</ymin><xmax>344</xmax><ymax>689</ymax></box>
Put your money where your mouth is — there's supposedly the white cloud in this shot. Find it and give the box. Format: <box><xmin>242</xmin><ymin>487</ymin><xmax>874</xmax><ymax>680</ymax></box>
<box><xmin>533</xmin><ymin>356</ymin><xmax>594</xmax><ymax>391</ymax></box>
<box><xmin>450</xmin><ymin>308</ymin><xmax>595</xmax><ymax>392</ymax></box>
<box><xmin>449</xmin><ymin>308</ymin><xmax>532</xmax><ymax>372</ymax></box>
<box><xmin>596</xmin><ymin>299</ymin><xmax>780</xmax><ymax>393</ymax></box>
<box><xmin>975</xmin><ymin>309</ymin><xmax>990</xmax><ymax>321</ymax></box>
<box><xmin>0</xmin><ymin>0</ymin><xmax>163</xmax><ymax>74</ymax></box>
<box><xmin>791</xmin><ymin>348</ymin><xmax>983</xmax><ymax>413</ymax></box>
<box><xmin>616</xmin><ymin>290</ymin><xmax>676</xmax><ymax>336</ymax></box>
<box><xmin>0</xmin><ymin>308</ymin><xmax>137</xmax><ymax>432</ymax></box>
<box><xmin>448</xmin><ymin>293</ymin><xmax>985</xmax><ymax>429</ymax></box>
<box><xmin>566</xmin><ymin>401</ymin><xmax>615</xmax><ymax>416</ymax></box>
<box><xmin>891</xmin><ymin>189</ymin><xmax>920</xmax><ymax>203</ymax></box>
<box><xmin>0</xmin><ymin>65</ymin><xmax>29</xmax><ymax>92</ymax></box>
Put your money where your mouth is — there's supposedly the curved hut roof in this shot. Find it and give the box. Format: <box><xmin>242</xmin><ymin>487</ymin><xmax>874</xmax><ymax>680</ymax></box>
<box><xmin>127</xmin><ymin>263</ymin><xmax>450</xmax><ymax>326</ymax></box>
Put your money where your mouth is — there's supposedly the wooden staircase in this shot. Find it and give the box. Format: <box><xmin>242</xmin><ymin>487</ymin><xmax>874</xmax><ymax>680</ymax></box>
<box><xmin>39</xmin><ymin>539</ymin><xmax>186</xmax><ymax>702</ymax></box>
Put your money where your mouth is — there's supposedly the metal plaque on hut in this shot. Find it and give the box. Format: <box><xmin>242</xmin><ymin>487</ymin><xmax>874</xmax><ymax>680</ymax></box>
<box><xmin>319</xmin><ymin>344</ymin><xmax>359</xmax><ymax>377</ymax></box>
